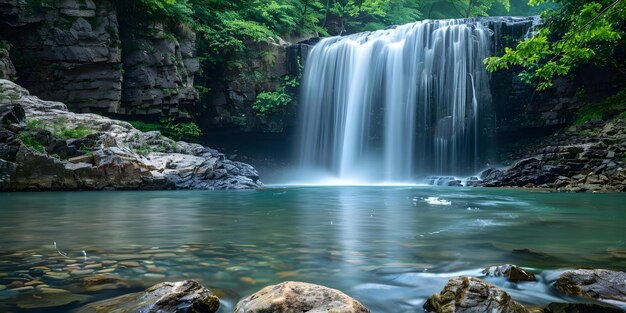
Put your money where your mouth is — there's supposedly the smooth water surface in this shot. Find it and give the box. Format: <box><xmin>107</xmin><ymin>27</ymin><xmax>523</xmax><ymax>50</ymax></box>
<box><xmin>1</xmin><ymin>187</ymin><xmax>625</xmax><ymax>312</ymax></box>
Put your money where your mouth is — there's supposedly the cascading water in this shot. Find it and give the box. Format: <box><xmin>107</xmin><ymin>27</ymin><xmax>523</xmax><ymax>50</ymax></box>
<box><xmin>297</xmin><ymin>17</ymin><xmax>532</xmax><ymax>184</ymax></box>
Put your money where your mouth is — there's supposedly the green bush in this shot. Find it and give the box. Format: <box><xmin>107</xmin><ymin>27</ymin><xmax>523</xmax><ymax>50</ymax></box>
<box><xmin>252</xmin><ymin>76</ymin><xmax>298</xmax><ymax>117</ymax></box>
<box><xmin>161</xmin><ymin>117</ymin><xmax>202</xmax><ymax>142</ymax></box>
<box><xmin>18</xmin><ymin>132</ymin><xmax>45</xmax><ymax>153</ymax></box>
<box><xmin>253</xmin><ymin>89</ymin><xmax>292</xmax><ymax>116</ymax></box>
<box><xmin>128</xmin><ymin>120</ymin><xmax>161</xmax><ymax>133</ymax></box>
<box><xmin>56</xmin><ymin>125</ymin><xmax>94</xmax><ymax>139</ymax></box>
<box><xmin>128</xmin><ymin>119</ymin><xmax>203</xmax><ymax>142</ymax></box>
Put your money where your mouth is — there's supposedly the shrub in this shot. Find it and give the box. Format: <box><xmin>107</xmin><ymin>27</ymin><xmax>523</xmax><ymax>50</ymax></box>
<box><xmin>128</xmin><ymin>119</ymin><xmax>202</xmax><ymax>142</ymax></box>
<box><xmin>18</xmin><ymin>132</ymin><xmax>45</xmax><ymax>153</ymax></box>
<box><xmin>161</xmin><ymin>117</ymin><xmax>202</xmax><ymax>142</ymax></box>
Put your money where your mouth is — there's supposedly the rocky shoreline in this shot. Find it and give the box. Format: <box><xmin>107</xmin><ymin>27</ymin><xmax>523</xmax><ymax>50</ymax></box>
<box><xmin>477</xmin><ymin>117</ymin><xmax>626</xmax><ymax>192</ymax></box>
<box><xmin>0</xmin><ymin>80</ymin><xmax>262</xmax><ymax>191</ymax></box>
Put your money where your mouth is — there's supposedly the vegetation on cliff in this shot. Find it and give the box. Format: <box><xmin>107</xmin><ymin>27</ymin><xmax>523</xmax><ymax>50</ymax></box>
<box><xmin>486</xmin><ymin>0</ymin><xmax>626</xmax><ymax>90</ymax></box>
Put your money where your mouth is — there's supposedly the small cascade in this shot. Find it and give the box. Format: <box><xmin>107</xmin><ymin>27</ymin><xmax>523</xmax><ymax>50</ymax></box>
<box><xmin>296</xmin><ymin>17</ymin><xmax>535</xmax><ymax>184</ymax></box>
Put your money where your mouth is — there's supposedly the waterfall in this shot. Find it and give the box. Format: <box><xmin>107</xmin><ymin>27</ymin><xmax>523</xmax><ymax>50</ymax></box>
<box><xmin>296</xmin><ymin>18</ymin><xmax>530</xmax><ymax>184</ymax></box>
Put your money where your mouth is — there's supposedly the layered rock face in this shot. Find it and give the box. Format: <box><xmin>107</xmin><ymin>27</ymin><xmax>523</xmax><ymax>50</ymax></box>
<box><xmin>0</xmin><ymin>0</ymin><xmax>198</xmax><ymax>117</ymax></box>
<box><xmin>0</xmin><ymin>0</ymin><xmax>123</xmax><ymax>113</ymax></box>
<box><xmin>203</xmin><ymin>39</ymin><xmax>291</xmax><ymax>132</ymax></box>
<box><xmin>118</xmin><ymin>20</ymin><xmax>199</xmax><ymax>116</ymax></box>
<box><xmin>0</xmin><ymin>79</ymin><xmax>262</xmax><ymax>190</ymax></box>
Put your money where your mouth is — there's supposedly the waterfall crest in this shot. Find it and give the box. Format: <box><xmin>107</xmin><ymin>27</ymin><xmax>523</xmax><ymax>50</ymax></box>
<box><xmin>296</xmin><ymin>18</ymin><xmax>529</xmax><ymax>184</ymax></box>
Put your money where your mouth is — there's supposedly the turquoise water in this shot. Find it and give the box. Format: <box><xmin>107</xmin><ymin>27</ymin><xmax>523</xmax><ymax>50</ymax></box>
<box><xmin>1</xmin><ymin>187</ymin><xmax>625</xmax><ymax>312</ymax></box>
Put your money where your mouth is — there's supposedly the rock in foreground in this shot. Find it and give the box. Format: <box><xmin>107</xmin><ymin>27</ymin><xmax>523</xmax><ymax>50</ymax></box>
<box><xmin>424</xmin><ymin>276</ymin><xmax>530</xmax><ymax>313</ymax></box>
<box><xmin>75</xmin><ymin>280</ymin><xmax>219</xmax><ymax>313</ymax></box>
<box><xmin>0</xmin><ymin>79</ymin><xmax>262</xmax><ymax>190</ymax></box>
<box><xmin>235</xmin><ymin>281</ymin><xmax>369</xmax><ymax>313</ymax></box>
<box><xmin>555</xmin><ymin>269</ymin><xmax>626</xmax><ymax>303</ymax></box>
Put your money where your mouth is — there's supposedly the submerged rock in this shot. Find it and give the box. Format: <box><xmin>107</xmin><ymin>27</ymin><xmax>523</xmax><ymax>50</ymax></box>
<box><xmin>17</xmin><ymin>292</ymin><xmax>91</xmax><ymax>309</ymax></box>
<box><xmin>76</xmin><ymin>280</ymin><xmax>219</xmax><ymax>313</ymax></box>
<box><xmin>424</xmin><ymin>276</ymin><xmax>530</xmax><ymax>313</ymax></box>
<box><xmin>482</xmin><ymin>264</ymin><xmax>536</xmax><ymax>282</ymax></box>
<box><xmin>235</xmin><ymin>281</ymin><xmax>369</xmax><ymax>313</ymax></box>
<box><xmin>555</xmin><ymin>269</ymin><xmax>626</xmax><ymax>303</ymax></box>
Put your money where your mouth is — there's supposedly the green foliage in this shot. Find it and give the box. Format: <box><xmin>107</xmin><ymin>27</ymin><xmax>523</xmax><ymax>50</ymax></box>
<box><xmin>24</xmin><ymin>0</ymin><xmax>55</xmax><ymax>15</ymax></box>
<box><xmin>485</xmin><ymin>0</ymin><xmax>626</xmax><ymax>91</ymax></box>
<box><xmin>26</xmin><ymin>119</ymin><xmax>44</xmax><ymax>130</ymax></box>
<box><xmin>128</xmin><ymin>119</ymin><xmax>203</xmax><ymax>142</ymax></box>
<box><xmin>79</xmin><ymin>143</ymin><xmax>93</xmax><ymax>156</ymax></box>
<box><xmin>26</xmin><ymin>118</ymin><xmax>95</xmax><ymax>140</ymax></box>
<box><xmin>128</xmin><ymin>120</ymin><xmax>161</xmax><ymax>133</ymax></box>
<box><xmin>116</xmin><ymin>0</ymin><xmax>194</xmax><ymax>26</ymax></box>
<box><xmin>574</xmin><ymin>89</ymin><xmax>626</xmax><ymax>125</ymax></box>
<box><xmin>253</xmin><ymin>75</ymin><xmax>299</xmax><ymax>117</ymax></box>
<box><xmin>0</xmin><ymin>40</ymin><xmax>10</xmax><ymax>51</ymax></box>
<box><xmin>18</xmin><ymin>132</ymin><xmax>45</xmax><ymax>153</ymax></box>
<box><xmin>56</xmin><ymin>125</ymin><xmax>94</xmax><ymax>140</ymax></box>
<box><xmin>253</xmin><ymin>88</ymin><xmax>293</xmax><ymax>116</ymax></box>
<box><xmin>160</xmin><ymin>117</ymin><xmax>203</xmax><ymax>141</ymax></box>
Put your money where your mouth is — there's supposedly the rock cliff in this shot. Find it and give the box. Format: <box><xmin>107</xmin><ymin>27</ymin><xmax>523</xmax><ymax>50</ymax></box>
<box><xmin>0</xmin><ymin>79</ymin><xmax>262</xmax><ymax>190</ymax></box>
<box><xmin>0</xmin><ymin>0</ymin><xmax>198</xmax><ymax>118</ymax></box>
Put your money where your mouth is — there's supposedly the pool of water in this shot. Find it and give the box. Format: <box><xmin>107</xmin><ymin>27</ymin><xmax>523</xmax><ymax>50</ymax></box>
<box><xmin>1</xmin><ymin>187</ymin><xmax>625</xmax><ymax>312</ymax></box>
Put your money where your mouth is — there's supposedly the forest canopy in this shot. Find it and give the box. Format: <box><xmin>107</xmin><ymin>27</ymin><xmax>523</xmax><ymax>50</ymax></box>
<box><xmin>120</xmin><ymin>0</ymin><xmax>624</xmax><ymax>93</ymax></box>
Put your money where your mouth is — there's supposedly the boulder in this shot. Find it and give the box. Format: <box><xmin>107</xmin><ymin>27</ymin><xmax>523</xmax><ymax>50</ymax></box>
<box><xmin>555</xmin><ymin>269</ymin><xmax>626</xmax><ymax>303</ymax></box>
<box><xmin>234</xmin><ymin>281</ymin><xmax>369</xmax><ymax>313</ymax></box>
<box><xmin>482</xmin><ymin>264</ymin><xmax>536</xmax><ymax>282</ymax></box>
<box><xmin>76</xmin><ymin>280</ymin><xmax>219</xmax><ymax>313</ymax></box>
<box><xmin>424</xmin><ymin>276</ymin><xmax>530</xmax><ymax>313</ymax></box>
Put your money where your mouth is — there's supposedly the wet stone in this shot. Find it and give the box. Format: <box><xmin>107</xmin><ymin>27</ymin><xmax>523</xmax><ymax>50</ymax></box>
<box><xmin>109</xmin><ymin>254</ymin><xmax>145</xmax><ymax>260</ymax></box>
<box><xmin>0</xmin><ymin>289</ymin><xmax>19</xmax><ymax>300</ymax></box>
<box><xmin>482</xmin><ymin>264</ymin><xmax>536</xmax><ymax>282</ymax></box>
<box><xmin>147</xmin><ymin>267</ymin><xmax>166</xmax><ymax>273</ymax></box>
<box><xmin>24</xmin><ymin>280</ymin><xmax>44</xmax><ymax>286</ymax></box>
<box><xmin>154</xmin><ymin>253</ymin><xmax>177</xmax><ymax>258</ymax></box>
<box><xmin>76</xmin><ymin>280</ymin><xmax>219</xmax><ymax>313</ymax></box>
<box><xmin>144</xmin><ymin>273</ymin><xmax>166</xmax><ymax>279</ymax></box>
<box><xmin>40</xmin><ymin>287</ymin><xmax>70</xmax><ymax>294</ymax></box>
<box><xmin>119</xmin><ymin>261</ymin><xmax>140</xmax><ymax>267</ymax></box>
<box><xmin>13</xmin><ymin>286</ymin><xmax>34</xmax><ymax>292</ymax></box>
<box><xmin>17</xmin><ymin>293</ymin><xmax>91</xmax><ymax>309</ymax></box>
<box><xmin>43</xmin><ymin>272</ymin><xmax>70</xmax><ymax>280</ymax></box>
<box><xmin>70</xmin><ymin>269</ymin><xmax>95</xmax><ymax>276</ymax></box>
<box><xmin>97</xmin><ymin>268</ymin><xmax>116</xmax><ymax>273</ymax></box>
<box><xmin>608</xmin><ymin>248</ymin><xmax>626</xmax><ymax>259</ymax></box>
<box><xmin>7</xmin><ymin>281</ymin><xmax>24</xmax><ymax>288</ymax></box>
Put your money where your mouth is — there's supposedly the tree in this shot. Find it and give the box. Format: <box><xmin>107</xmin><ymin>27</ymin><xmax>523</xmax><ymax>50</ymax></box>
<box><xmin>484</xmin><ymin>0</ymin><xmax>626</xmax><ymax>91</ymax></box>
